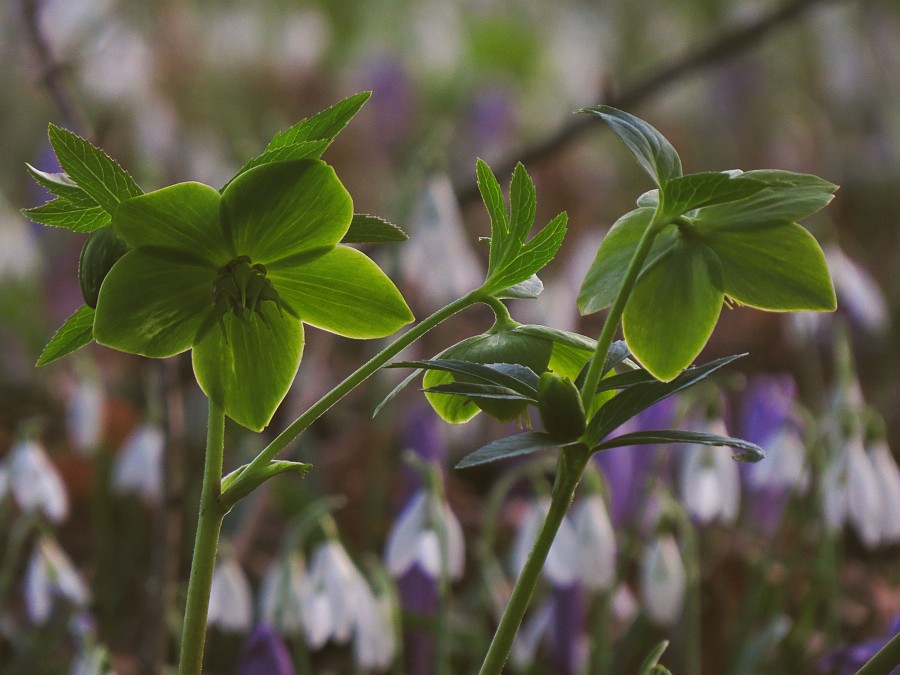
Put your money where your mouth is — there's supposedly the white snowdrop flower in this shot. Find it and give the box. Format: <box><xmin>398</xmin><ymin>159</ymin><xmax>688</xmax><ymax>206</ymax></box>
<box><xmin>303</xmin><ymin>540</ymin><xmax>368</xmax><ymax>648</ymax></box>
<box><xmin>869</xmin><ymin>441</ymin><xmax>900</xmax><ymax>545</ymax></box>
<box><xmin>352</xmin><ymin>582</ymin><xmax>396</xmax><ymax>671</ymax></box>
<box><xmin>0</xmin><ymin>198</ymin><xmax>40</xmax><ymax>279</ymax></box>
<box><xmin>824</xmin><ymin>245</ymin><xmax>889</xmax><ymax>334</ymax></box>
<box><xmin>385</xmin><ymin>489</ymin><xmax>465</xmax><ymax>581</ymax></box>
<box><xmin>821</xmin><ymin>434</ymin><xmax>882</xmax><ymax>548</ymax></box>
<box><xmin>25</xmin><ymin>537</ymin><xmax>90</xmax><ymax>624</ymax></box>
<box><xmin>612</xmin><ymin>583</ymin><xmax>639</xmax><ymax>625</ymax></box>
<box><xmin>511</xmin><ymin>499</ymin><xmax>578</xmax><ymax>587</ymax></box>
<box><xmin>10</xmin><ymin>440</ymin><xmax>69</xmax><ymax>524</ymax></box>
<box><xmin>111</xmin><ymin>425</ymin><xmax>164</xmax><ymax>502</ymax></box>
<box><xmin>640</xmin><ymin>534</ymin><xmax>686</xmax><ymax>627</ymax></box>
<box><xmin>510</xmin><ymin>600</ymin><xmax>554</xmax><ymax>669</ymax></box>
<box><xmin>746</xmin><ymin>424</ymin><xmax>809</xmax><ymax>492</ymax></box>
<box><xmin>259</xmin><ymin>553</ymin><xmax>306</xmax><ymax>636</ymax></box>
<box><xmin>67</xmin><ymin>380</ymin><xmax>105</xmax><ymax>454</ymax></box>
<box><xmin>570</xmin><ymin>495</ymin><xmax>616</xmax><ymax>592</ymax></box>
<box><xmin>678</xmin><ymin>420</ymin><xmax>740</xmax><ymax>526</ymax></box>
<box><xmin>207</xmin><ymin>556</ymin><xmax>253</xmax><ymax>633</ymax></box>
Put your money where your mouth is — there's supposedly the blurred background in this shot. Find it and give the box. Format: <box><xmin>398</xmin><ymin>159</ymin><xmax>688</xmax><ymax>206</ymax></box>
<box><xmin>1</xmin><ymin>0</ymin><xmax>899</xmax><ymax>673</ymax></box>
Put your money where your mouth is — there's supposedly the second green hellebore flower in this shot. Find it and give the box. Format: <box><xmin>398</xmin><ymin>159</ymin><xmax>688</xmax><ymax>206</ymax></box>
<box><xmin>93</xmin><ymin>159</ymin><xmax>413</xmax><ymax>430</ymax></box>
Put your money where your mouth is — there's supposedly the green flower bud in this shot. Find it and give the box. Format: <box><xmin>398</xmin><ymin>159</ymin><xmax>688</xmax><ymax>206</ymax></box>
<box><xmin>537</xmin><ymin>372</ymin><xmax>586</xmax><ymax>441</ymax></box>
<box><xmin>78</xmin><ymin>226</ymin><xmax>129</xmax><ymax>308</ymax></box>
<box><xmin>425</xmin><ymin>327</ymin><xmax>553</xmax><ymax>423</ymax></box>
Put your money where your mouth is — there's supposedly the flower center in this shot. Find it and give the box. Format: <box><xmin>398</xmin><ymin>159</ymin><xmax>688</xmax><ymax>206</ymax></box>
<box><xmin>211</xmin><ymin>256</ymin><xmax>292</xmax><ymax>321</ymax></box>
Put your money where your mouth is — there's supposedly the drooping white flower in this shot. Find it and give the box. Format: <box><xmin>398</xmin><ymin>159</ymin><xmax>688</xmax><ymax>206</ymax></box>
<box><xmin>258</xmin><ymin>553</ymin><xmax>306</xmax><ymax>636</ymax></box>
<box><xmin>67</xmin><ymin>379</ymin><xmax>105</xmax><ymax>454</ymax></box>
<box><xmin>207</xmin><ymin>556</ymin><xmax>253</xmax><ymax>633</ymax></box>
<box><xmin>821</xmin><ymin>434</ymin><xmax>882</xmax><ymax>548</ymax></box>
<box><xmin>10</xmin><ymin>439</ymin><xmax>69</xmax><ymax>524</ymax></box>
<box><xmin>639</xmin><ymin>534</ymin><xmax>686</xmax><ymax>627</ymax></box>
<box><xmin>385</xmin><ymin>489</ymin><xmax>465</xmax><ymax>581</ymax></box>
<box><xmin>570</xmin><ymin>494</ymin><xmax>617</xmax><ymax>592</ymax></box>
<box><xmin>303</xmin><ymin>540</ymin><xmax>369</xmax><ymax>648</ymax></box>
<box><xmin>678</xmin><ymin>420</ymin><xmax>740</xmax><ymax>526</ymax></box>
<box><xmin>352</xmin><ymin>581</ymin><xmax>396</xmax><ymax>671</ymax></box>
<box><xmin>870</xmin><ymin>441</ymin><xmax>900</xmax><ymax>545</ymax></box>
<box><xmin>110</xmin><ymin>425</ymin><xmax>164</xmax><ymax>502</ymax></box>
<box><xmin>24</xmin><ymin>536</ymin><xmax>90</xmax><ymax>624</ymax></box>
<box><xmin>611</xmin><ymin>583</ymin><xmax>639</xmax><ymax>626</ymax></box>
<box><xmin>510</xmin><ymin>498</ymin><xmax>579</xmax><ymax>587</ymax></box>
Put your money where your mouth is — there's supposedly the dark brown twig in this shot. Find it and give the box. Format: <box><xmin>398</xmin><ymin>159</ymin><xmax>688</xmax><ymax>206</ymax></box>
<box><xmin>454</xmin><ymin>0</ymin><xmax>855</xmax><ymax>205</ymax></box>
<box><xmin>20</xmin><ymin>0</ymin><xmax>88</xmax><ymax>134</ymax></box>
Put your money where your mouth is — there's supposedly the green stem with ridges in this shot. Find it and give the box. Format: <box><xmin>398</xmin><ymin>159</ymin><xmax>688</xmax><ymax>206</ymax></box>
<box><xmin>177</xmin><ymin>399</ymin><xmax>226</xmax><ymax>675</ymax></box>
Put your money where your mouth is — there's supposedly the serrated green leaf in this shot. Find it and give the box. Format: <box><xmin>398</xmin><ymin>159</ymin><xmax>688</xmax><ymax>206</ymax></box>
<box><xmin>578</xmin><ymin>208</ymin><xmax>677</xmax><ymax>314</ymax></box>
<box><xmin>340</xmin><ymin>214</ymin><xmax>408</xmax><ymax>244</ymax></box>
<box><xmin>477</xmin><ymin>159</ymin><xmax>509</xmax><ymax>276</ymax></box>
<box><xmin>705</xmin><ymin>223</ymin><xmax>836</xmax><ymax>311</ymax></box>
<box><xmin>456</xmin><ymin>432</ymin><xmax>582</xmax><ymax>469</ymax></box>
<box><xmin>220</xmin><ymin>140</ymin><xmax>330</xmax><ymax>192</ymax></box>
<box><xmin>36</xmin><ymin>304</ymin><xmax>95</xmax><ymax>366</ymax></box>
<box><xmin>580</xmin><ymin>106</ymin><xmax>682</xmax><ymax>187</ymax></box>
<box><xmin>47</xmin><ymin>125</ymin><xmax>142</xmax><ymax>214</ymax></box>
<box><xmin>658</xmin><ymin>172</ymin><xmax>767</xmax><ymax>220</ymax></box>
<box><xmin>25</xmin><ymin>164</ymin><xmax>98</xmax><ymax>208</ymax></box>
<box><xmin>623</xmin><ymin>239</ymin><xmax>724</xmax><ymax>381</ymax></box>
<box><xmin>267</xmin><ymin>91</ymin><xmax>371</xmax><ymax>151</ymax></box>
<box><xmin>509</xmin><ymin>162</ymin><xmax>536</xmax><ymax>247</ymax></box>
<box><xmin>584</xmin><ymin>354</ymin><xmax>743</xmax><ymax>445</ymax></box>
<box><xmin>594</xmin><ymin>429</ymin><xmax>764</xmax><ymax>462</ymax></box>
<box><xmin>486</xmin><ymin>212</ymin><xmax>567</xmax><ymax>293</ymax></box>
<box><xmin>22</xmin><ymin>198</ymin><xmax>110</xmax><ymax>233</ymax></box>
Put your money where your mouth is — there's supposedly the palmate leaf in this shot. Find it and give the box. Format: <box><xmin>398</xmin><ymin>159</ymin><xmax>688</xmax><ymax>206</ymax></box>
<box><xmin>593</xmin><ymin>429</ymin><xmax>765</xmax><ymax>462</ymax></box>
<box><xmin>22</xmin><ymin>198</ymin><xmax>110</xmax><ymax>233</ymax></box>
<box><xmin>455</xmin><ymin>432</ymin><xmax>583</xmax><ymax>469</ymax></box>
<box><xmin>583</xmin><ymin>354</ymin><xmax>744</xmax><ymax>445</ymax></box>
<box><xmin>340</xmin><ymin>214</ymin><xmax>408</xmax><ymax>244</ymax></box>
<box><xmin>47</xmin><ymin>125</ymin><xmax>142</xmax><ymax>214</ymax></box>
<box><xmin>485</xmin><ymin>212</ymin><xmax>567</xmax><ymax>293</ymax></box>
<box><xmin>579</xmin><ymin>106</ymin><xmax>682</xmax><ymax>187</ymax></box>
<box><xmin>36</xmin><ymin>305</ymin><xmax>95</xmax><ymax>366</ymax></box>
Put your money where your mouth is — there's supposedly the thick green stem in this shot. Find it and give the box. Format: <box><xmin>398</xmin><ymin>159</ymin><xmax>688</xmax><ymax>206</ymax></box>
<box><xmin>177</xmin><ymin>399</ymin><xmax>226</xmax><ymax>675</ymax></box>
<box><xmin>221</xmin><ymin>289</ymin><xmax>485</xmax><ymax>508</ymax></box>
<box><xmin>478</xmin><ymin>447</ymin><xmax>591</xmax><ymax>675</ymax></box>
<box><xmin>579</xmin><ymin>213</ymin><xmax>668</xmax><ymax>403</ymax></box>
<box><xmin>857</xmin><ymin>630</ymin><xmax>900</xmax><ymax>675</ymax></box>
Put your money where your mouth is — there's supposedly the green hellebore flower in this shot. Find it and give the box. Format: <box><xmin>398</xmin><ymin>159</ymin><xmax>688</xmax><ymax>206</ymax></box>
<box><xmin>93</xmin><ymin>159</ymin><xmax>414</xmax><ymax>431</ymax></box>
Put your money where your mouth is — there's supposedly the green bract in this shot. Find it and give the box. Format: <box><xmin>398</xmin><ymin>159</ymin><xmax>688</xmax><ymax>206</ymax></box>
<box><xmin>93</xmin><ymin>159</ymin><xmax>413</xmax><ymax>431</ymax></box>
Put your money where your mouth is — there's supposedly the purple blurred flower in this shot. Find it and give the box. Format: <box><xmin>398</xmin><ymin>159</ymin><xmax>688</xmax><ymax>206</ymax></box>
<box><xmin>363</xmin><ymin>56</ymin><xmax>415</xmax><ymax>152</ymax></box>
<box><xmin>550</xmin><ymin>583</ymin><xmax>587</xmax><ymax>675</ymax></box>
<box><xmin>818</xmin><ymin>616</ymin><xmax>900</xmax><ymax>674</ymax></box>
<box><xmin>237</xmin><ymin>625</ymin><xmax>295</xmax><ymax>675</ymax></box>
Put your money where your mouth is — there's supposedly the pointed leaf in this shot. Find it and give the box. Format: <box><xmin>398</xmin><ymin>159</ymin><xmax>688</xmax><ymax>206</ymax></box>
<box><xmin>269</xmin><ymin>245</ymin><xmax>413</xmax><ymax>338</ymax></box>
<box><xmin>220</xmin><ymin>140</ymin><xmax>329</xmax><ymax>192</ymax></box>
<box><xmin>221</xmin><ymin>159</ymin><xmax>352</xmax><ymax>263</ymax></box>
<box><xmin>486</xmin><ymin>212</ymin><xmax>567</xmax><ymax>292</ymax></box>
<box><xmin>456</xmin><ymin>432</ymin><xmax>582</xmax><ymax>469</ymax></box>
<box><xmin>593</xmin><ymin>429</ymin><xmax>764</xmax><ymax>462</ymax></box>
<box><xmin>584</xmin><ymin>354</ymin><xmax>744</xmax><ymax>444</ymax></box>
<box><xmin>192</xmin><ymin>307</ymin><xmax>304</xmax><ymax>431</ymax></box>
<box><xmin>693</xmin><ymin>186</ymin><xmax>835</xmax><ymax>233</ymax></box>
<box><xmin>578</xmin><ymin>208</ymin><xmax>677</xmax><ymax>314</ymax></box>
<box><xmin>477</xmin><ymin>159</ymin><xmax>509</xmax><ymax>274</ymax></box>
<box><xmin>739</xmin><ymin>169</ymin><xmax>837</xmax><ymax>192</ymax></box>
<box><xmin>658</xmin><ymin>172</ymin><xmax>767</xmax><ymax>220</ymax></box>
<box><xmin>508</xmin><ymin>162</ymin><xmax>536</xmax><ymax>246</ymax></box>
<box><xmin>706</xmin><ymin>223</ymin><xmax>836</xmax><ymax>311</ymax></box>
<box><xmin>22</xmin><ymin>198</ymin><xmax>110</xmax><ymax>233</ymax></box>
<box><xmin>391</xmin><ymin>359</ymin><xmax>540</xmax><ymax>396</ymax></box>
<box><xmin>36</xmin><ymin>305</ymin><xmax>95</xmax><ymax>366</ymax></box>
<box><xmin>221</xmin><ymin>459</ymin><xmax>311</xmax><ymax>505</ymax></box>
<box><xmin>25</xmin><ymin>164</ymin><xmax>98</xmax><ymax>208</ymax></box>
<box><xmin>340</xmin><ymin>214</ymin><xmax>408</xmax><ymax>244</ymax></box>
<box><xmin>424</xmin><ymin>381</ymin><xmax>536</xmax><ymax>402</ymax></box>
<box><xmin>622</xmin><ymin>240</ymin><xmax>724</xmax><ymax>381</ymax></box>
<box><xmin>638</xmin><ymin>641</ymin><xmax>671</xmax><ymax>675</ymax></box>
<box><xmin>47</xmin><ymin>125</ymin><xmax>142</xmax><ymax>214</ymax></box>
<box><xmin>267</xmin><ymin>92</ymin><xmax>371</xmax><ymax>151</ymax></box>
<box><xmin>580</xmin><ymin>106</ymin><xmax>681</xmax><ymax>187</ymax></box>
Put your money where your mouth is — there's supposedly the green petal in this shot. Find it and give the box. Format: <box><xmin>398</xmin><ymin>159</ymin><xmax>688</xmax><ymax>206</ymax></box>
<box><xmin>220</xmin><ymin>160</ymin><xmax>352</xmax><ymax>264</ymax></box>
<box><xmin>622</xmin><ymin>240</ymin><xmax>724</xmax><ymax>381</ymax></box>
<box><xmin>192</xmin><ymin>307</ymin><xmax>304</xmax><ymax>431</ymax></box>
<box><xmin>424</xmin><ymin>369</ymin><xmax>481</xmax><ymax>424</ymax></box>
<box><xmin>269</xmin><ymin>246</ymin><xmax>413</xmax><ymax>338</ymax></box>
<box><xmin>93</xmin><ymin>251</ymin><xmax>211</xmax><ymax>357</ymax></box>
<box><xmin>112</xmin><ymin>182</ymin><xmax>230</xmax><ymax>266</ymax></box>
<box><xmin>706</xmin><ymin>223</ymin><xmax>836</xmax><ymax>311</ymax></box>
